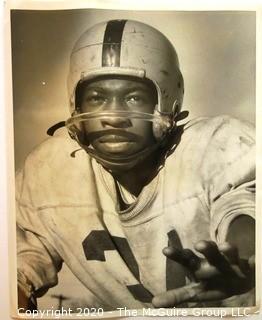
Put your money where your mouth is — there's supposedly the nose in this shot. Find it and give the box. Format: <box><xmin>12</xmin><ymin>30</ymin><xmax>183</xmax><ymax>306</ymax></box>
<box><xmin>101</xmin><ymin>97</ymin><xmax>132</xmax><ymax>128</ymax></box>
<box><xmin>101</xmin><ymin>117</ymin><xmax>132</xmax><ymax>128</ymax></box>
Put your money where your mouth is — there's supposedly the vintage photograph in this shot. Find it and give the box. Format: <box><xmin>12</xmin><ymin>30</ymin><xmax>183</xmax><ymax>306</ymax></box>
<box><xmin>11</xmin><ymin>7</ymin><xmax>256</xmax><ymax>317</ymax></box>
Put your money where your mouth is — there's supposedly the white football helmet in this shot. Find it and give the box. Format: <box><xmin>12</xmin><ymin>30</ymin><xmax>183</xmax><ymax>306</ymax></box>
<box><xmin>64</xmin><ymin>19</ymin><xmax>185</xmax><ymax>172</ymax></box>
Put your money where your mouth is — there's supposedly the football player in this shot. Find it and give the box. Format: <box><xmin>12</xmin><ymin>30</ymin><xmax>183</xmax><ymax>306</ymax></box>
<box><xmin>17</xmin><ymin>19</ymin><xmax>255</xmax><ymax>311</ymax></box>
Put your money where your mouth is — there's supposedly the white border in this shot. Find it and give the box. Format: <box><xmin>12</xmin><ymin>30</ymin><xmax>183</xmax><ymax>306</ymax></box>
<box><xmin>2</xmin><ymin>1</ymin><xmax>262</xmax><ymax>319</ymax></box>
<box><xmin>4</xmin><ymin>0</ymin><xmax>262</xmax><ymax>11</ymax></box>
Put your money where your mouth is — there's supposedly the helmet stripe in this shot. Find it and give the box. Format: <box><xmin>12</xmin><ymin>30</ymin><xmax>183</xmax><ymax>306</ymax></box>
<box><xmin>102</xmin><ymin>20</ymin><xmax>127</xmax><ymax>67</ymax></box>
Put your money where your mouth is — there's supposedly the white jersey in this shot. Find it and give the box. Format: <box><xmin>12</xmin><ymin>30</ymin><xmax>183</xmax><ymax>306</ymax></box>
<box><xmin>16</xmin><ymin>116</ymin><xmax>255</xmax><ymax>310</ymax></box>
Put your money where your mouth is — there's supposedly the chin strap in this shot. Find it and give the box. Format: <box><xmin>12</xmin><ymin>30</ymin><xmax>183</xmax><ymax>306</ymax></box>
<box><xmin>47</xmin><ymin>121</ymin><xmax>66</xmax><ymax>136</ymax></box>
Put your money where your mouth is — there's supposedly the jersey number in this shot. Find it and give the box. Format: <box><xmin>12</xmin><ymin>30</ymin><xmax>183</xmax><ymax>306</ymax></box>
<box><xmin>82</xmin><ymin>229</ymin><xmax>186</xmax><ymax>303</ymax></box>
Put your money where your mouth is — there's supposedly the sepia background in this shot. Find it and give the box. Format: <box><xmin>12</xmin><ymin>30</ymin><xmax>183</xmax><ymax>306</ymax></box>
<box><xmin>11</xmin><ymin>9</ymin><xmax>256</xmax><ymax>311</ymax></box>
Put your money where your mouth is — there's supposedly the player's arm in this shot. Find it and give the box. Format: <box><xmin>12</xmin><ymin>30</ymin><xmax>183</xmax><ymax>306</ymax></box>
<box><xmin>152</xmin><ymin>118</ymin><xmax>255</xmax><ymax>308</ymax></box>
<box><xmin>17</xmin><ymin>223</ymin><xmax>63</xmax><ymax>310</ymax></box>
<box><xmin>16</xmin><ymin>167</ymin><xmax>63</xmax><ymax>310</ymax></box>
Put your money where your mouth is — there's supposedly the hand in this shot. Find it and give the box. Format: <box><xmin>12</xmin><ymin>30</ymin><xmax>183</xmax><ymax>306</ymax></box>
<box><xmin>152</xmin><ymin>240</ymin><xmax>255</xmax><ymax>307</ymax></box>
<box><xmin>18</xmin><ymin>287</ymin><xmax>37</xmax><ymax>311</ymax></box>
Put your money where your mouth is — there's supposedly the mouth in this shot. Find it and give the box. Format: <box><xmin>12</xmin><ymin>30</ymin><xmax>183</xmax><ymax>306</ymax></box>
<box><xmin>87</xmin><ymin>129</ymin><xmax>140</xmax><ymax>143</ymax></box>
<box><xmin>99</xmin><ymin>135</ymin><xmax>135</xmax><ymax>143</ymax></box>
<box><xmin>96</xmin><ymin>140</ymin><xmax>137</xmax><ymax>155</ymax></box>
<box><xmin>87</xmin><ymin>129</ymin><xmax>141</xmax><ymax>155</ymax></box>
<box><xmin>94</xmin><ymin>134</ymin><xmax>139</xmax><ymax>155</ymax></box>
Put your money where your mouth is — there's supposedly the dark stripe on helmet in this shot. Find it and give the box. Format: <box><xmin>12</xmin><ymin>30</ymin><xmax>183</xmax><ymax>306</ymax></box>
<box><xmin>102</xmin><ymin>20</ymin><xmax>127</xmax><ymax>67</ymax></box>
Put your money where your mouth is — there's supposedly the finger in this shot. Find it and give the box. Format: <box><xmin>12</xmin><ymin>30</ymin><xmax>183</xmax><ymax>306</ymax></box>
<box><xmin>163</xmin><ymin>246</ymin><xmax>201</xmax><ymax>272</ymax></box>
<box><xmin>218</xmin><ymin>242</ymin><xmax>239</xmax><ymax>265</ymax></box>
<box><xmin>195</xmin><ymin>240</ymin><xmax>236</xmax><ymax>277</ymax></box>
<box><xmin>219</xmin><ymin>243</ymin><xmax>252</xmax><ymax>279</ymax></box>
<box><xmin>152</xmin><ymin>282</ymin><xmax>204</xmax><ymax>308</ymax></box>
<box><xmin>194</xmin><ymin>260</ymin><xmax>221</xmax><ymax>279</ymax></box>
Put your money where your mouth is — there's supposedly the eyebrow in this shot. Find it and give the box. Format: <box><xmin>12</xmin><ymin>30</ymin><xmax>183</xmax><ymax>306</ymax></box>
<box><xmin>83</xmin><ymin>84</ymin><xmax>151</xmax><ymax>94</ymax></box>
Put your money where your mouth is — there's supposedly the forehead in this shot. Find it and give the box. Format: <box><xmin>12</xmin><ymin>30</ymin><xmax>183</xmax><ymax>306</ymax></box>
<box><xmin>82</xmin><ymin>76</ymin><xmax>155</xmax><ymax>93</ymax></box>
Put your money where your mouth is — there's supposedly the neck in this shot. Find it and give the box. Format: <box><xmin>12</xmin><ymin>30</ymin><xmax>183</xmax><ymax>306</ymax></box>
<box><xmin>104</xmin><ymin>126</ymin><xmax>184</xmax><ymax>197</ymax></box>
<box><xmin>112</xmin><ymin>155</ymin><xmax>159</xmax><ymax>197</ymax></box>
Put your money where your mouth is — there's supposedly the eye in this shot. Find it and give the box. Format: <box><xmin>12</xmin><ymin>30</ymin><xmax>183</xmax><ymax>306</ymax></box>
<box><xmin>125</xmin><ymin>95</ymin><xmax>144</xmax><ymax>105</ymax></box>
<box><xmin>84</xmin><ymin>93</ymin><xmax>106</xmax><ymax>106</ymax></box>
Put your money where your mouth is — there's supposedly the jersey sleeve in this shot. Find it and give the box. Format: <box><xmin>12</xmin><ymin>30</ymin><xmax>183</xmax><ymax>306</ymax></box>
<box><xmin>205</xmin><ymin>117</ymin><xmax>255</xmax><ymax>243</ymax></box>
<box><xmin>16</xmin><ymin>166</ymin><xmax>63</xmax><ymax>298</ymax></box>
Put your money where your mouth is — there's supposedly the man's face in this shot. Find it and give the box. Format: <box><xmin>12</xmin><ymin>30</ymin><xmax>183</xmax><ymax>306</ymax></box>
<box><xmin>79</xmin><ymin>77</ymin><xmax>157</xmax><ymax>156</ymax></box>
